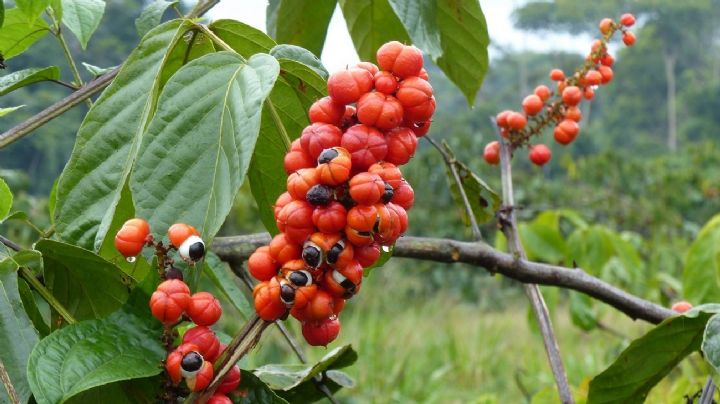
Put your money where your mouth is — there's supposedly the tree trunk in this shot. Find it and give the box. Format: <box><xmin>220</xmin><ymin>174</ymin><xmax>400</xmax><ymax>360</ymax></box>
<box><xmin>663</xmin><ymin>52</ymin><xmax>677</xmax><ymax>151</ymax></box>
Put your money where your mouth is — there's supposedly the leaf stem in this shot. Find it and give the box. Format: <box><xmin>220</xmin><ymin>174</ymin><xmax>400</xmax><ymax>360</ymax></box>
<box><xmin>48</xmin><ymin>10</ymin><xmax>92</xmax><ymax>109</ymax></box>
<box><xmin>0</xmin><ymin>360</ymin><xmax>19</xmax><ymax>404</ymax></box>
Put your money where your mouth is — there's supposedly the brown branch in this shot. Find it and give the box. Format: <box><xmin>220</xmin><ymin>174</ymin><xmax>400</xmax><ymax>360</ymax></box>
<box><xmin>212</xmin><ymin>234</ymin><xmax>674</xmax><ymax>325</ymax></box>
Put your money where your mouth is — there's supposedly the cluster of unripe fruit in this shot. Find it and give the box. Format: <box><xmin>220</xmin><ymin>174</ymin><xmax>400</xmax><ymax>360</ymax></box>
<box><xmin>115</xmin><ymin>220</ymin><xmax>237</xmax><ymax>402</ymax></box>
<box><xmin>248</xmin><ymin>40</ymin><xmax>434</xmax><ymax>346</ymax></box>
<box><xmin>484</xmin><ymin>13</ymin><xmax>637</xmax><ymax>167</ymax></box>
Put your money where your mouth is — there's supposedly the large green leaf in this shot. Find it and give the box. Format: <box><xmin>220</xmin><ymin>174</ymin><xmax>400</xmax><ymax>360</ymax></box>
<box><xmin>27</xmin><ymin>309</ymin><xmax>164</xmax><ymax>404</ymax></box>
<box><xmin>388</xmin><ymin>0</ymin><xmax>489</xmax><ymax>105</ymax></box>
<box><xmin>60</xmin><ymin>0</ymin><xmax>105</xmax><ymax>49</ymax></box>
<box><xmin>702</xmin><ymin>313</ymin><xmax>720</xmax><ymax>373</ymax></box>
<box><xmin>568</xmin><ymin>291</ymin><xmax>597</xmax><ymax>331</ymax></box>
<box><xmin>131</xmin><ymin>52</ymin><xmax>279</xmax><ymax>242</ymax></box>
<box><xmin>238</xmin><ymin>370</ymin><xmax>289</xmax><ymax>404</ymax></box>
<box><xmin>0</xmin><ymin>257</ymin><xmax>39</xmax><ymax>404</ymax></box>
<box><xmin>338</xmin><ymin>0</ymin><xmax>410</xmax><ymax>61</ymax></box>
<box><xmin>135</xmin><ymin>0</ymin><xmax>177</xmax><ymax>38</ymax></box>
<box><xmin>270</xmin><ymin>44</ymin><xmax>328</xmax><ymax>79</ymax></box>
<box><xmin>0</xmin><ymin>8</ymin><xmax>50</xmax><ymax>60</ymax></box>
<box><xmin>587</xmin><ymin>307</ymin><xmax>716</xmax><ymax>403</ymax></box>
<box><xmin>266</xmin><ymin>0</ymin><xmax>336</xmax><ymax>57</ymax></box>
<box><xmin>250</xmin><ymin>59</ymin><xmax>326</xmax><ymax>233</ymax></box>
<box><xmin>518</xmin><ymin>211</ymin><xmax>567</xmax><ymax>264</ymax></box>
<box><xmin>0</xmin><ymin>2</ymin><xmax>4</xmax><ymax>28</ymax></box>
<box><xmin>55</xmin><ymin>20</ymin><xmax>192</xmax><ymax>250</ymax></box>
<box><xmin>15</xmin><ymin>0</ymin><xmax>50</xmax><ymax>22</ymax></box>
<box><xmin>209</xmin><ymin>19</ymin><xmax>277</xmax><ymax>58</ymax></box>
<box><xmin>36</xmin><ymin>239</ymin><xmax>132</xmax><ymax>322</ymax></box>
<box><xmin>204</xmin><ymin>252</ymin><xmax>254</xmax><ymax>319</ymax></box>
<box><xmin>0</xmin><ymin>66</ymin><xmax>60</xmax><ymax>95</ymax></box>
<box><xmin>684</xmin><ymin>214</ymin><xmax>720</xmax><ymax>303</ymax></box>
<box><xmin>0</xmin><ymin>177</ymin><xmax>12</xmax><ymax>220</ymax></box>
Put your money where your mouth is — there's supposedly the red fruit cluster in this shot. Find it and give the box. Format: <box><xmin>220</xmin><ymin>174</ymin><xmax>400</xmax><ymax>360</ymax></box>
<box><xmin>485</xmin><ymin>13</ymin><xmax>636</xmax><ymax>167</ymax></box>
<box><xmin>251</xmin><ymin>41</ymin><xmax>434</xmax><ymax>346</ymax></box>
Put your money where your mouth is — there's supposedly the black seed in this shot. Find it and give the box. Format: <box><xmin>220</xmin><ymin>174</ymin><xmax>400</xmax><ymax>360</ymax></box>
<box><xmin>166</xmin><ymin>267</ymin><xmax>184</xmax><ymax>281</ymax></box>
<box><xmin>280</xmin><ymin>310</ymin><xmax>290</xmax><ymax>320</ymax></box>
<box><xmin>340</xmin><ymin>277</ymin><xmax>356</xmax><ymax>290</ymax></box>
<box><xmin>382</xmin><ymin>182</ymin><xmax>394</xmax><ymax>203</ymax></box>
<box><xmin>302</xmin><ymin>246</ymin><xmax>322</xmax><ymax>268</ymax></box>
<box><xmin>358</xmin><ymin>231</ymin><xmax>372</xmax><ymax>237</ymax></box>
<box><xmin>280</xmin><ymin>284</ymin><xmax>296</xmax><ymax>304</ymax></box>
<box><xmin>318</xmin><ymin>148</ymin><xmax>339</xmax><ymax>164</ymax></box>
<box><xmin>188</xmin><ymin>241</ymin><xmax>205</xmax><ymax>261</ymax></box>
<box><xmin>306</xmin><ymin>184</ymin><xmax>332</xmax><ymax>206</ymax></box>
<box><xmin>181</xmin><ymin>352</ymin><xmax>203</xmax><ymax>372</ymax></box>
<box><xmin>342</xmin><ymin>291</ymin><xmax>354</xmax><ymax>299</ymax></box>
<box><xmin>327</xmin><ymin>243</ymin><xmax>344</xmax><ymax>264</ymax></box>
<box><xmin>288</xmin><ymin>271</ymin><xmax>310</xmax><ymax>287</ymax></box>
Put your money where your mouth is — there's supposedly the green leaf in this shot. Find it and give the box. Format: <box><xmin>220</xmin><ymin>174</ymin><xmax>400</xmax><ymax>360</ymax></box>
<box><xmin>702</xmin><ymin>313</ymin><xmax>720</xmax><ymax>373</ymax></box>
<box><xmin>0</xmin><ymin>177</ymin><xmax>12</xmax><ymax>220</ymax></box>
<box><xmin>15</xmin><ymin>0</ymin><xmax>50</xmax><ymax>22</ymax></box>
<box><xmin>81</xmin><ymin>61</ymin><xmax>113</xmax><ymax>76</ymax></box>
<box><xmin>363</xmin><ymin>244</ymin><xmax>393</xmax><ymax>277</ymax></box>
<box><xmin>249</xmin><ymin>59</ymin><xmax>326</xmax><ymax>233</ymax></box>
<box><xmin>64</xmin><ymin>377</ymin><xmax>160</xmax><ymax>404</ymax></box>
<box><xmin>36</xmin><ymin>239</ymin><xmax>132</xmax><ymax>322</ymax></box>
<box><xmin>388</xmin><ymin>0</ymin><xmax>489</xmax><ymax>105</ymax></box>
<box><xmin>238</xmin><ymin>370</ymin><xmax>289</xmax><ymax>404</ymax></box>
<box><xmin>135</xmin><ymin>0</ymin><xmax>177</xmax><ymax>38</ymax></box>
<box><xmin>0</xmin><ymin>257</ymin><xmax>39</xmax><ymax>404</ymax></box>
<box><xmin>27</xmin><ymin>309</ymin><xmax>164</xmax><ymax>404</ymax></box>
<box><xmin>209</xmin><ymin>19</ymin><xmax>277</xmax><ymax>58</ymax></box>
<box><xmin>0</xmin><ymin>105</ymin><xmax>25</xmax><ymax>117</ymax></box>
<box><xmin>55</xmin><ymin>20</ymin><xmax>193</xmax><ymax>250</ymax></box>
<box><xmin>0</xmin><ymin>2</ymin><xmax>4</xmax><ymax>28</ymax></box>
<box><xmin>519</xmin><ymin>211</ymin><xmax>567</xmax><ymax>264</ymax></box>
<box><xmin>270</xmin><ymin>44</ymin><xmax>328</xmax><ymax>79</ymax></box>
<box><xmin>684</xmin><ymin>214</ymin><xmax>720</xmax><ymax>303</ymax></box>
<box><xmin>442</xmin><ymin>143</ymin><xmax>500</xmax><ymax>226</ymax></box>
<box><xmin>17</xmin><ymin>278</ymin><xmax>50</xmax><ymax>337</ymax></box>
<box><xmin>567</xmin><ymin>225</ymin><xmax>616</xmax><ymax>276</ymax></box>
<box><xmin>48</xmin><ymin>178</ymin><xmax>58</xmax><ymax>224</ymax></box>
<box><xmin>204</xmin><ymin>252</ymin><xmax>254</xmax><ymax>319</ymax></box>
<box><xmin>266</xmin><ymin>0</ymin><xmax>336</xmax><ymax>57</ymax></box>
<box><xmin>569</xmin><ymin>291</ymin><xmax>597</xmax><ymax>331</ymax></box>
<box><xmin>338</xmin><ymin>0</ymin><xmax>411</xmax><ymax>61</ymax></box>
<box><xmin>131</xmin><ymin>52</ymin><xmax>279</xmax><ymax>242</ymax></box>
<box><xmin>0</xmin><ymin>8</ymin><xmax>50</xmax><ymax>60</ymax></box>
<box><xmin>60</xmin><ymin>0</ymin><xmax>106</xmax><ymax>49</ymax></box>
<box><xmin>278</xmin><ymin>369</ymin><xmax>355</xmax><ymax>403</ymax></box>
<box><xmin>0</xmin><ymin>66</ymin><xmax>60</xmax><ymax>95</ymax></box>
<box><xmin>587</xmin><ymin>308</ymin><xmax>715</xmax><ymax>403</ymax></box>
<box><xmin>0</xmin><ymin>211</ymin><xmax>28</xmax><ymax>225</ymax></box>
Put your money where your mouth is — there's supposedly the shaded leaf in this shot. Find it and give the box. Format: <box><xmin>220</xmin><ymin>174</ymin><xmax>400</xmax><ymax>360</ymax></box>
<box><xmin>135</xmin><ymin>0</ymin><xmax>178</xmax><ymax>38</ymax></box>
<box><xmin>0</xmin><ymin>105</ymin><xmax>25</xmax><ymax>117</ymax></box>
<box><xmin>702</xmin><ymin>313</ymin><xmax>720</xmax><ymax>373</ymax></box>
<box><xmin>131</xmin><ymin>52</ymin><xmax>279</xmax><ymax>242</ymax></box>
<box><xmin>204</xmin><ymin>252</ymin><xmax>254</xmax><ymax>319</ymax></box>
<box><xmin>0</xmin><ymin>2</ymin><xmax>4</xmax><ymax>28</ymax></box>
<box><xmin>684</xmin><ymin>214</ymin><xmax>720</xmax><ymax>303</ymax></box>
<box><xmin>0</xmin><ymin>177</ymin><xmax>12</xmax><ymax>220</ymax></box>
<box><xmin>266</xmin><ymin>0</ymin><xmax>336</xmax><ymax>57</ymax></box>
<box><xmin>238</xmin><ymin>370</ymin><xmax>288</xmax><ymax>404</ymax></box>
<box><xmin>270</xmin><ymin>44</ymin><xmax>328</xmax><ymax>79</ymax></box>
<box><xmin>81</xmin><ymin>61</ymin><xmax>114</xmax><ymax>76</ymax></box>
<box><xmin>15</xmin><ymin>0</ymin><xmax>50</xmax><ymax>22</ymax></box>
<box><xmin>569</xmin><ymin>291</ymin><xmax>597</xmax><ymax>331</ymax></box>
<box><xmin>0</xmin><ymin>8</ymin><xmax>50</xmax><ymax>60</ymax></box>
<box><xmin>27</xmin><ymin>309</ymin><xmax>164</xmax><ymax>404</ymax></box>
<box><xmin>0</xmin><ymin>66</ymin><xmax>60</xmax><ymax>95</ymax></box>
<box><xmin>17</xmin><ymin>278</ymin><xmax>50</xmax><ymax>337</ymax></box>
<box><xmin>60</xmin><ymin>0</ymin><xmax>105</xmax><ymax>49</ymax></box>
<box><xmin>519</xmin><ymin>211</ymin><xmax>567</xmax><ymax>264</ymax></box>
<box><xmin>209</xmin><ymin>19</ymin><xmax>276</xmax><ymax>58</ymax></box>
<box><xmin>338</xmin><ymin>0</ymin><xmax>410</xmax><ymax>61</ymax></box>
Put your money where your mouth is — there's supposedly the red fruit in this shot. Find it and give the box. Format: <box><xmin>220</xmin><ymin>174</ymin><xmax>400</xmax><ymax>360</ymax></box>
<box><xmin>208</xmin><ymin>395</ymin><xmax>233</xmax><ymax>404</ymax></box>
<box><xmin>598</xmin><ymin>65</ymin><xmax>613</xmax><ymax>84</ymax></box>
<box><xmin>168</xmin><ymin>223</ymin><xmax>199</xmax><ymax>249</ymax></box>
<box><xmin>276</xmin><ymin>200</ymin><xmax>315</xmax><ymax>243</ymax></box>
<box><xmin>583</xmin><ymin>86</ymin><xmax>595</xmax><ymax>100</ymax></box>
<box><xmin>405</xmin><ymin>119</ymin><xmax>431</xmax><ymax>137</ymax></box>
<box><xmin>559</xmin><ymin>119</ymin><xmax>579</xmax><ymax>137</ymax></box>
<box><xmin>384</xmin><ymin>126</ymin><xmax>418</xmax><ymax>166</ymax></box>
<box><xmin>341</xmin><ymin>105</ymin><xmax>357</xmax><ymax>129</ymax></box>
<box><xmin>374</xmin><ymin>71</ymin><xmax>399</xmax><ymax>94</ymax></box>
<box><xmin>341</xmin><ymin>124</ymin><xmax>388</xmax><ymax>171</ymax></box>
<box><xmin>316</xmin><ymin>147</ymin><xmax>352</xmax><ymax>186</ymax></box>
<box><xmin>356</xmin><ymin>92</ymin><xmax>404</xmax><ymax>129</ymax></box>
<box><xmin>349</xmin><ymin>173</ymin><xmax>385</xmax><ymax>205</ymax></box>
<box><xmin>387</xmin><ymin>202</ymin><xmax>408</xmax><ymax>235</ymax></box>
<box><xmin>484</xmin><ymin>141</ymin><xmax>500</xmax><ymax>165</ymax></box>
<box><xmin>186</xmin><ymin>292</ymin><xmax>222</xmax><ymax>326</ymax></box>
<box><xmin>300</xmin><ymin>289</ymin><xmax>336</xmax><ymax>321</ymax></box>
<box><xmin>300</xmin><ymin>123</ymin><xmax>343</xmax><ymax>161</ymax></box>
<box><xmin>308</xmin><ymin>96</ymin><xmax>345</xmax><ymax>125</ymax></box>
<box><xmin>522</xmin><ymin>94</ymin><xmax>543</xmax><ymax>116</ymax></box>
<box><xmin>368</xmin><ymin>162</ymin><xmax>402</xmax><ymax>189</ymax></box>
<box><xmin>564</xmin><ymin>107</ymin><xmax>582</xmax><ymax>122</ymax></box>
<box><xmin>326</xmin><ymin>239</ymin><xmax>354</xmax><ymax>269</ymax></box>
<box><xmin>529</xmin><ymin>144</ymin><xmax>552</xmax><ymax>166</ymax></box>
<box><xmin>186</xmin><ymin>361</ymin><xmax>214</xmax><ymax>392</ymax></box>
<box><xmin>495</xmin><ymin>110</ymin><xmax>511</xmax><ymax>127</ymax></box>
<box><xmin>562</xmin><ymin>86</ymin><xmax>582</xmax><ymax>106</ymax></box>
<box><xmin>553</xmin><ymin>125</ymin><xmax>574</xmax><ymax>145</ymax></box>
<box><xmin>549</xmin><ymin>69</ymin><xmax>565</xmax><ymax>81</ymax></box>
<box><xmin>150</xmin><ymin>279</ymin><xmax>191</xmax><ymax>325</ymax></box>
<box><xmin>165</xmin><ymin>343</ymin><xmax>200</xmax><ymax>384</ymax></box>
<box><xmin>355</xmin><ymin>242</ymin><xmax>381</xmax><ymax>267</ymax></box>
<box><xmin>323</xmin><ymin>260</ymin><xmax>362</xmax><ymax>298</ymax></box>
<box><xmin>114</xmin><ymin>218</ymin><xmax>150</xmax><ymax>258</ymax></box>
<box><xmin>622</xmin><ymin>31</ymin><xmax>636</xmax><ymax>46</ymax></box>
<box><xmin>376</xmin><ymin>41</ymin><xmax>423</xmax><ymax>78</ymax></box>
<box><xmin>183</xmin><ymin>326</ymin><xmax>221</xmax><ymax>363</ymax></box>
<box><xmin>600</xmin><ymin>53</ymin><xmax>615</xmax><ymax>66</ymax></box>
<box><xmin>418</xmin><ymin>67</ymin><xmax>429</xmax><ymax>81</ymax></box>
<box><xmin>355</xmin><ymin>61</ymin><xmax>379</xmax><ymax>76</ymax></box>
<box><xmin>312</xmin><ymin>201</ymin><xmax>347</xmax><ymax>234</ymax></box>
<box><xmin>345</xmin><ymin>205</ymin><xmax>377</xmax><ymax>247</ymax></box>
<box><xmin>268</xmin><ymin>234</ymin><xmax>301</xmax><ymax>265</ymax></box>
<box><xmin>599</xmin><ymin>18</ymin><xmax>613</xmax><ymax>34</ymax></box>
<box><xmin>396</xmin><ymin>77</ymin><xmax>435</xmax><ymax>122</ymax></box>
<box><xmin>327</xmin><ymin>68</ymin><xmax>374</xmax><ymax>104</ymax></box>
<box><xmin>274</xmin><ymin>192</ymin><xmax>293</xmax><ymax>220</ymax></box>
<box><xmin>254</xmin><ymin>281</ymin><xmax>287</xmax><ymax>321</ymax></box>
<box><xmin>216</xmin><ymin>365</ymin><xmax>241</xmax><ymax>394</ymax></box>
<box><xmin>584</xmin><ymin>70</ymin><xmax>602</xmax><ymax>86</ymax></box>
<box><xmin>287</xmin><ymin>168</ymin><xmax>320</xmax><ymax>200</ymax></box>
<box><xmin>534</xmin><ymin>85</ymin><xmax>551</xmax><ymax>102</ymax></box>
<box><xmin>391</xmin><ymin>180</ymin><xmax>414</xmax><ymax>210</ymax></box>
<box><xmin>671</xmin><ymin>301</ymin><xmax>693</xmax><ymax>313</ymax></box>
<box><xmin>620</xmin><ymin>13</ymin><xmax>635</xmax><ymax>27</ymax></box>
<box><xmin>506</xmin><ymin>112</ymin><xmax>527</xmax><ymax>130</ymax></box>
<box><xmin>303</xmin><ymin>317</ymin><xmax>341</xmax><ymax>347</ymax></box>
<box><xmin>284</xmin><ymin>139</ymin><xmax>315</xmax><ymax>174</ymax></box>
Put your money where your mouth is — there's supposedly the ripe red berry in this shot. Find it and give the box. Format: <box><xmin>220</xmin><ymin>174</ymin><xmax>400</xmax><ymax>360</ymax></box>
<box><xmin>284</xmin><ymin>139</ymin><xmax>315</xmax><ymax>174</ymax></box>
<box><xmin>302</xmin><ymin>317</ymin><xmax>341</xmax><ymax>347</ymax></box>
<box><xmin>671</xmin><ymin>301</ymin><xmax>692</xmax><ymax>313</ymax></box>
<box><xmin>522</xmin><ymin>94</ymin><xmax>544</xmax><ymax>116</ymax></box>
<box><xmin>384</xmin><ymin>126</ymin><xmax>418</xmax><ymax>166</ymax></box>
<box><xmin>561</xmin><ymin>86</ymin><xmax>582</xmax><ymax>106</ymax></box>
<box><xmin>483</xmin><ymin>141</ymin><xmax>500</xmax><ymax>165</ymax></box>
<box><xmin>553</xmin><ymin>125</ymin><xmax>574</xmax><ymax>145</ymax></box>
<box><xmin>396</xmin><ymin>77</ymin><xmax>435</xmax><ymax>122</ymax></box>
<box><xmin>115</xmin><ymin>218</ymin><xmax>150</xmax><ymax>258</ymax></box>
<box><xmin>208</xmin><ymin>395</ymin><xmax>232</xmax><ymax>404</ymax></box>
<box><xmin>564</xmin><ymin>106</ymin><xmax>582</xmax><ymax>122</ymax></box>
<box><xmin>341</xmin><ymin>124</ymin><xmax>388</xmax><ymax>171</ymax></box>
<box><xmin>186</xmin><ymin>292</ymin><xmax>222</xmax><ymax>326</ymax></box>
<box><xmin>268</xmin><ymin>233</ymin><xmax>301</xmax><ymax>265</ymax></box>
<box><xmin>598</xmin><ymin>65</ymin><xmax>614</xmax><ymax>84</ymax></box>
<box><xmin>622</xmin><ymin>31</ymin><xmax>636</xmax><ymax>46</ymax></box>
<box><xmin>405</xmin><ymin>119</ymin><xmax>431</xmax><ymax>137</ymax></box>
<box><xmin>584</xmin><ymin>70</ymin><xmax>602</xmax><ymax>86</ymax></box>
<box><xmin>374</xmin><ymin>71</ymin><xmax>399</xmax><ymax>94</ymax></box>
<box><xmin>165</xmin><ymin>343</ymin><xmax>200</xmax><ymax>384</ymax></box>
<box><xmin>354</xmin><ymin>61</ymin><xmax>379</xmax><ymax>76</ymax></box>
<box><xmin>345</xmin><ymin>205</ymin><xmax>377</xmax><ymax>246</ymax></box>
<box><xmin>186</xmin><ymin>361</ymin><xmax>214</xmax><ymax>392</ymax></box>
<box><xmin>549</xmin><ymin>69</ymin><xmax>565</xmax><ymax>81</ymax></box>
<box><xmin>387</xmin><ymin>203</ymin><xmax>408</xmax><ymax>235</ymax></box>
<box><xmin>368</xmin><ymin>162</ymin><xmax>402</xmax><ymax>189</ymax></box>
<box><xmin>300</xmin><ymin>123</ymin><xmax>343</xmax><ymax>161</ymax></box>
<box><xmin>253</xmin><ymin>280</ymin><xmax>287</xmax><ymax>321</ymax></box>
<box><xmin>529</xmin><ymin>144</ymin><xmax>552</xmax><ymax>166</ymax></box>
<box><xmin>308</xmin><ymin>96</ymin><xmax>345</xmax><ymax>125</ymax></box>
<box><xmin>558</xmin><ymin>119</ymin><xmax>580</xmax><ymax>138</ymax></box>
<box><xmin>273</xmin><ymin>192</ymin><xmax>293</xmax><ymax>220</ymax></box>
<box><xmin>390</xmin><ymin>180</ymin><xmax>414</xmax><ymax>210</ymax></box>
<box><xmin>216</xmin><ymin>365</ymin><xmax>241</xmax><ymax>394</ymax></box>
<box><xmin>583</xmin><ymin>86</ymin><xmax>595</xmax><ymax>100</ymax></box>
<box><xmin>349</xmin><ymin>172</ymin><xmax>385</xmax><ymax>205</ymax></box>
<box><xmin>296</xmin><ymin>289</ymin><xmax>337</xmax><ymax>321</ymax></box>
<box><xmin>168</xmin><ymin>223</ymin><xmax>205</xmax><ymax>262</ymax></box>
<box><xmin>376</xmin><ymin>41</ymin><xmax>423</xmax><ymax>78</ymax></box>
<box><xmin>600</xmin><ymin>53</ymin><xmax>615</xmax><ymax>67</ymax></box>
<box><xmin>286</xmin><ymin>168</ymin><xmax>320</xmax><ymax>200</ymax></box>
<box><xmin>506</xmin><ymin>112</ymin><xmax>527</xmax><ymax>130</ymax></box>
<box><xmin>356</xmin><ymin>92</ymin><xmax>404</xmax><ymax>129</ymax></box>
<box><xmin>599</xmin><ymin>18</ymin><xmax>613</xmax><ymax>35</ymax></box>
<box><xmin>182</xmin><ymin>326</ymin><xmax>221</xmax><ymax>363</ymax></box>
<box><xmin>312</xmin><ymin>201</ymin><xmax>347</xmax><ymax>234</ymax></box>
<box><xmin>150</xmin><ymin>279</ymin><xmax>191</xmax><ymax>325</ymax></box>
<box><xmin>327</xmin><ymin>68</ymin><xmax>374</xmax><ymax>105</ymax></box>
<box><xmin>534</xmin><ymin>85</ymin><xmax>551</xmax><ymax>102</ymax></box>
<box><xmin>276</xmin><ymin>200</ymin><xmax>315</xmax><ymax>243</ymax></box>
<box><xmin>495</xmin><ymin>110</ymin><xmax>511</xmax><ymax>127</ymax></box>
<box><xmin>354</xmin><ymin>242</ymin><xmax>381</xmax><ymax>267</ymax></box>
<box><xmin>620</xmin><ymin>13</ymin><xmax>635</xmax><ymax>27</ymax></box>
<box><xmin>316</xmin><ymin>147</ymin><xmax>352</xmax><ymax>186</ymax></box>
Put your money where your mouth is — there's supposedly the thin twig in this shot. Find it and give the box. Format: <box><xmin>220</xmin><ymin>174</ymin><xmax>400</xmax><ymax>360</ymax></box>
<box><xmin>493</xmin><ymin>119</ymin><xmax>573</xmax><ymax>403</ymax></box>
<box><xmin>0</xmin><ymin>360</ymin><xmax>20</xmax><ymax>404</ymax></box>
<box><xmin>49</xmin><ymin>79</ymin><xmax>79</xmax><ymax>90</ymax></box>
<box><xmin>425</xmin><ymin>135</ymin><xmax>482</xmax><ymax>240</ymax></box>
<box><xmin>699</xmin><ymin>376</ymin><xmax>716</xmax><ymax>404</ymax></box>
<box><xmin>48</xmin><ymin>10</ymin><xmax>92</xmax><ymax>109</ymax></box>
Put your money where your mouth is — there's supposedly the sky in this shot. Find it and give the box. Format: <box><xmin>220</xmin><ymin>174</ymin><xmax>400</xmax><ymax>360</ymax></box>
<box><xmin>209</xmin><ymin>0</ymin><xmax>593</xmax><ymax>72</ymax></box>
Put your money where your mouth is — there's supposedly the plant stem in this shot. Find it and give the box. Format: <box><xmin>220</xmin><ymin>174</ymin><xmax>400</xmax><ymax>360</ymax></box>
<box><xmin>48</xmin><ymin>11</ymin><xmax>92</xmax><ymax>109</ymax></box>
<box><xmin>0</xmin><ymin>360</ymin><xmax>20</xmax><ymax>404</ymax></box>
